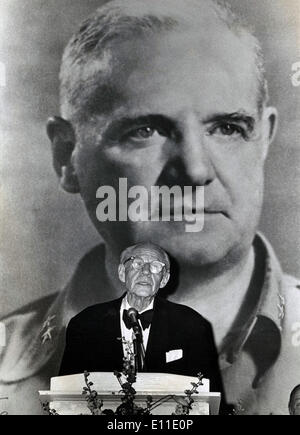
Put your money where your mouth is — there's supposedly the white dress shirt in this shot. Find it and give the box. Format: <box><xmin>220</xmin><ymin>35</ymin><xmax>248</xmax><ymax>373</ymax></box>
<box><xmin>120</xmin><ymin>295</ymin><xmax>153</xmax><ymax>360</ymax></box>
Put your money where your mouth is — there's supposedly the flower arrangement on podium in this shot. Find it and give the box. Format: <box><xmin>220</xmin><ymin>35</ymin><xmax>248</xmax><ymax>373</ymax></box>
<box><xmin>42</xmin><ymin>338</ymin><xmax>204</xmax><ymax>415</ymax></box>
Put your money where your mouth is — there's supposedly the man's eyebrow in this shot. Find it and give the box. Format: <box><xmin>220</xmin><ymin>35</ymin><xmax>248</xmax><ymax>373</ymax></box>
<box><xmin>103</xmin><ymin>114</ymin><xmax>175</xmax><ymax>137</ymax></box>
<box><xmin>103</xmin><ymin>112</ymin><xmax>257</xmax><ymax>140</ymax></box>
<box><xmin>203</xmin><ymin>112</ymin><xmax>256</xmax><ymax>131</ymax></box>
<box><xmin>107</xmin><ymin>114</ymin><xmax>173</xmax><ymax>128</ymax></box>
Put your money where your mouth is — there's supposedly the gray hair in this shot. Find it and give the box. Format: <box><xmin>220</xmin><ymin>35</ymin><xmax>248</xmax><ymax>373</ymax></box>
<box><xmin>60</xmin><ymin>0</ymin><xmax>268</xmax><ymax>121</ymax></box>
<box><xmin>120</xmin><ymin>242</ymin><xmax>170</xmax><ymax>271</ymax></box>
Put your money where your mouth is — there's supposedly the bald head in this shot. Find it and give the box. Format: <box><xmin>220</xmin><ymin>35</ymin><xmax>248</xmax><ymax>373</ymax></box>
<box><xmin>60</xmin><ymin>0</ymin><xmax>268</xmax><ymax>121</ymax></box>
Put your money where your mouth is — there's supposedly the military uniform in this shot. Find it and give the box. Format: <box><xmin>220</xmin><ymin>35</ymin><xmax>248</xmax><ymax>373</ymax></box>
<box><xmin>0</xmin><ymin>234</ymin><xmax>299</xmax><ymax>415</ymax></box>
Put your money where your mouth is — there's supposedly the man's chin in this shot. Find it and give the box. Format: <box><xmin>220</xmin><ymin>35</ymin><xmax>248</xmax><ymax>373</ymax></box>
<box><xmin>131</xmin><ymin>284</ymin><xmax>153</xmax><ymax>297</ymax></box>
<box><xmin>128</xmin><ymin>221</ymin><xmax>241</xmax><ymax>267</ymax></box>
<box><xmin>96</xmin><ymin>219</ymin><xmax>250</xmax><ymax>267</ymax></box>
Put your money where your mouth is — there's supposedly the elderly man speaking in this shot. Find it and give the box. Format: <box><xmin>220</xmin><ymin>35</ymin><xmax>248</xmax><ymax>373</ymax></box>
<box><xmin>59</xmin><ymin>242</ymin><xmax>223</xmax><ymax>395</ymax></box>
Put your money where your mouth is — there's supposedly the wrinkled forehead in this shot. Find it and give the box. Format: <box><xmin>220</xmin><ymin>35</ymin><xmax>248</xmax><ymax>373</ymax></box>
<box><xmin>131</xmin><ymin>246</ymin><xmax>166</xmax><ymax>263</ymax></box>
<box><xmin>70</xmin><ymin>24</ymin><xmax>259</xmax><ymax>122</ymax></box>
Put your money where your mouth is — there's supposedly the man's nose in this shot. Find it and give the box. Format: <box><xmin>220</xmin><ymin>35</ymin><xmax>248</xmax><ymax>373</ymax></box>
<box><xmin>141</xmin><ymin>263</ymin><xmax>151</xmax><ymax>274</ymax></box>
<box><xmin>177</xmin><ymin>114</ymin><xmax>215</xmax><ymax>186</ymax></box>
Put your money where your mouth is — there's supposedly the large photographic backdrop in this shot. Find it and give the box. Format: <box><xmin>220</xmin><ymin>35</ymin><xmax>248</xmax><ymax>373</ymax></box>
<box><xmin>0</xmin><ymin>0</ymin><xmax>299</xmax><ymax>415</ymax></box>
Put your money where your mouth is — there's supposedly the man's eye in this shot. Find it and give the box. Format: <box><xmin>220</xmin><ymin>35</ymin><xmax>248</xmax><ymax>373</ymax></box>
<box><xmin>123</xmin><ymin>126</ymin><xmax>167</xmax><ymax>147</ymax></box>
<box><xmin>129</xmin><ymin>127</ymin><xmax>156</xmax><ymax>140</ymax></box>
<box><xmin>219</xmin><ymin>124</ymin><xmax>240</xmax><ymax>136</ymax></box>
<box><xmin>209</xmin><ymin>123</ymin><xmax>246</xmax><ymax>138</ymax></box>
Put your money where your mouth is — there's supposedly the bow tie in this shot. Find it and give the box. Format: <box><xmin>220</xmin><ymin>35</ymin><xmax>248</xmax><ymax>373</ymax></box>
<box><xmin>122</xmin><ymin>309</ymin><xmax>154</xmax><ymax>330</ymax></box>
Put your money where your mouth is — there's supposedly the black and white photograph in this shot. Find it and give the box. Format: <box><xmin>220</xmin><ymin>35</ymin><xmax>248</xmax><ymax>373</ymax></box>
<box><xmin>0</xmin><ymin>0</ymin><xmax>300</xmax><ymax>416</ymax></box>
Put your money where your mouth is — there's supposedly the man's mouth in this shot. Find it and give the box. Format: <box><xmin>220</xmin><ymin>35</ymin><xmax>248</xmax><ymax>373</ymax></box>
<box><xmin>169</xmin><ymin>205</ymin><xmax>202</xmax><ymax>215</ymax></box>
<box><xmin>149</xmin><ymin>207</ymin><xmax>228</xmax><ymax>220</ymax></box>
<box><xmin>204</xmin><ymin>208</ymin><xmax>228</xmax><ymax>217</ymax></box>
<box><xmin>148</xmin><ymin>195</ymin><xmax>229</xmax><ymax>219</ymax></box>
<box><xmin>168</xmin><ymin>207</ymin><xmax>228</xmax><ymax>217</ymax></box>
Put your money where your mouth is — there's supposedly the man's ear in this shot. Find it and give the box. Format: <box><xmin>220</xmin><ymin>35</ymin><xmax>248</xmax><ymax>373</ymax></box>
<box><xmin>261</xmin><ymin>106</ymin><xmax>278</xmax><ymax>161</ymax></box>
<box><xmin>159</xmin><ymin>271</ymin><xmax>170</xmax><ymax>289</ymax></box>
<box><xmin>118</xmin><ymin>264</ymin><xmax>126</xmax><ymax>283</ymax></box>
<box><xmin>46</xmin><ymin>116</ymin><xmax>80</xmax><ymax>193</ymax></box>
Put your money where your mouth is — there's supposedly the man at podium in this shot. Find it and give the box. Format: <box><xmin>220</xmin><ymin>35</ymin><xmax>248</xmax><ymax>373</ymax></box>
<box><xmin>59</xmin><ymin>242</ymin><xmax>223</xmax><ymax>396</ymax></box>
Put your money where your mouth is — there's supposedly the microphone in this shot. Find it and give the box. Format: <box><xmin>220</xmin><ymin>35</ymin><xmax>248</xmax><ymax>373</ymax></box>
<box><xmin>127</xmin><ymin>308</ymin><xmax>146</xmax><ymax>371</ymax></box>
<box><xmin>127</xmin><ymin>307</ymin><xmax>139</xmax><ymax>323</ymax></box>
<box><xmin>127</xmin><ymin>308</ymin><xmax>141</xmax><ymax>338</ymax></box>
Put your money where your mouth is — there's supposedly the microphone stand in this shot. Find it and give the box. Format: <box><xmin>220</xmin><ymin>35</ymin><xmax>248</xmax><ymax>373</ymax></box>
<box><xmin>127</xmin><ymin>307</ymin><xmax>146</xmax><ymax>373</ymax></box>
<box><xmin>132</xmin><ymin>324</ymin><xmax>146</xmax><ymax>373</ymax></box>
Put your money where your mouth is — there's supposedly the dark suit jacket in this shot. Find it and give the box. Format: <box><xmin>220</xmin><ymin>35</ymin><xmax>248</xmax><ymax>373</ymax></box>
<box><xmin>59</xmin><ymin>295</ymin><xmax>223</xmax><ymax>393</ymax></box>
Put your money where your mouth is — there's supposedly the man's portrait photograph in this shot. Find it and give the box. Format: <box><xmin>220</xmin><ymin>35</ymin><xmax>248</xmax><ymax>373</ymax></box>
<box><xmin>0</xmin><ymin>0</ymin><xmax>300</xmax><ymax>415</ymax></box>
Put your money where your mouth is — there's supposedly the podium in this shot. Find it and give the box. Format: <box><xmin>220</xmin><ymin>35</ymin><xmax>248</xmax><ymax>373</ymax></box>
<box><xmin>39</xmin><ymin>372</ymin><xmax>221</xmax><ymax>415</ymax></box>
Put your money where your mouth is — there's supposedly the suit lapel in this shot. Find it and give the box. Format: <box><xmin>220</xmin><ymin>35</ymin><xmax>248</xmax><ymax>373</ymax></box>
<box><xmin>102</xmin><ymin>296</ymin><xmax>170</xmax><ymax>372</ymax></box>
<box><xmin>101</xmin><ymin>296</ymin><xmax>124</xmax><ymax>369</ymax></box>
<box><xmin>145</xmin><ymin>297</ymin><xmax>169</xmax><ymax>371</ymax></box>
